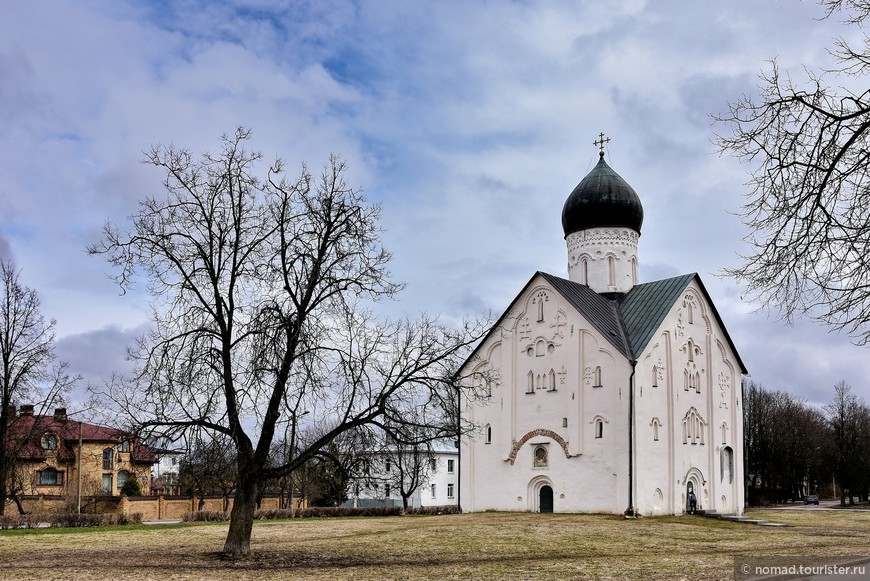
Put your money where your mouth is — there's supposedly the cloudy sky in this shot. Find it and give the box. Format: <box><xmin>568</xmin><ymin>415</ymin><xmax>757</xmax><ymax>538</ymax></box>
<box><xmin>2</xmin><ymin>0</ymin><xmax>868</xmax><ymax>409</ymax></box>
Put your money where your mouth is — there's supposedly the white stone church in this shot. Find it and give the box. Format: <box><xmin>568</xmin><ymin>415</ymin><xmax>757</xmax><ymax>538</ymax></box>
<box><xmin>459</xmin><ymin>146</ymin><xmax>746</xmax><ymax>516</ymax></box>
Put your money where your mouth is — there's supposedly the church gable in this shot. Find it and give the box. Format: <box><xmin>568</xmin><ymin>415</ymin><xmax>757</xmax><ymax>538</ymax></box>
<box><xmin>619</xmin><ymin>274</ymin><xmax>747</xmax><ymax>374</ymax></box>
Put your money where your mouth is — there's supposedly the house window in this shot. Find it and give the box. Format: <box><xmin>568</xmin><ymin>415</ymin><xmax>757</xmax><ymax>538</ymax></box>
<box><xmin>41</xmin><ymin>434</ymin><xmax>58</xmax><ymax>450</ymax></box>
<box><xmin>102</xmin><ymin>474</ymin><xmax>112</xmax><ymax>494</ymax></box>
<box><xmin>385</xmin><ymin>459</ymin><xmax>391</xmax><ymax>472</ymax></box>
<box><xmin>485</xmin><ymin>424</ymin><xmax>492</xmax><ymax>444</ymax></box>
<box><xmin>447</xmin><ymin>483</ymin><xmax>454</xmax><ymax>498</ymax></box>
<box><xmin>447</xmin><ymin>459</ymin><xmax>454</xmax><ymax>474</ymax></box>
<box><xmin>117</xmin><ymin>470</ymin><xmax>131</xmax><ymax>489</ymax></box>
<box><xmin>37</xmin><ymin>467</ymin><xmax>63</xmax><ymax>486</ymax></box>
<box><xmin>102</xmin><ymin>448</ymin><xmax>114</xmax><ymax>470</ymax></box>
<box><xmin>430</xmin><ymin>484</ymin><xmax>436</xmax><ymax>499</ymax></box>
<box><xmin>118</xmin><ymin>440</ymin><xmax>130</xmax><ymax>453</ymax></box>
<box><xmin>430</xmin><ymin>458</ymin><xmax>437</xmax><ymax>472</ymax></box>
<box><xmin>385</xmin><ymin>484</ymin><xmax>391</xmax><ymax>497</ymax></box>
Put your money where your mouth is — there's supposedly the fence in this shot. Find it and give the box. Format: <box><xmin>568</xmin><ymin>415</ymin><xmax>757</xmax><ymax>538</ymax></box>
<box><xmin>17</xmin><ymin>494</ymin><xmax>300</xmax><ymax>520</ymax></box>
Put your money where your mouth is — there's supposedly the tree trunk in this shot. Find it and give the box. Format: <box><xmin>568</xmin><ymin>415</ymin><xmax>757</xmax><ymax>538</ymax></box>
<box><xmin>223</xmin><ymin>474</ymin><xmax>257</xmax><ymax>556</ymax></box>
<box><xmin>0</xmin><ymin>479</ymin><xmax>7</xmax><ymax>517</ymax></box>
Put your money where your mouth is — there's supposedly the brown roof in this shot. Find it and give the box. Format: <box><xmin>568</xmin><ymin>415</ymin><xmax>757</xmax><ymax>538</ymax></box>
<box><xmin>6</xmin><ymin>413</ymin><xmax>157</xmax><ymax>464</ymax></box>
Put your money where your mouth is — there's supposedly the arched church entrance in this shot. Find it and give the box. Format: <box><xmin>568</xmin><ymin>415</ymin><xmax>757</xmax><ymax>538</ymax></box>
<box><xmin>683</xmin><ymin>468</ymin><xmax>705</xmax><ymax>514</ymax></box>
<box><xmin>528</xmin><ymin>476</ymin><xmax>554</xmax><ymax>512</ymax></box>
<box><xmin>539</xmin><ymin>485</ymin><xmax>554</xmax><ymax>513</ymax></box>
<box><xmin>686</xmin><ymin>481</ymin><xmax>696</xmax><ymax>513</ymax></box>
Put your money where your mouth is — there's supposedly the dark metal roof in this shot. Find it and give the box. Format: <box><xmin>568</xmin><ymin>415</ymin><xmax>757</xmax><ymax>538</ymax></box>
<box><xmin>462</xmin><ymin>271</ymin><xmax>747</xmax><ymax>375</ymax></box>
<box><xmin>539</xmin><ymin>272</ymin><xmax>632</xmax><ymax>359</ymax></box>
<box><xmin>543</xmin><ymin>272</ymin><xmax>748</xmax><ymax>374</ymax></box>
<box><xmin>619</xmin><ymin>273</ymin><xmax>695</xmax><ymax>358</ymax></box>
<box><xmin>561</xmin><ymin>155</ymin><xmax>644</xmax><ymax>237</ymax></box>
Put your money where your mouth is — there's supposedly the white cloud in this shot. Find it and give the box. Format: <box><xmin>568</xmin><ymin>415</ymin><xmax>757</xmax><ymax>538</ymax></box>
<box><xmin>1</xmin><ymin>0</ymin><xmax>868</xmax><ymax>406</ymax></box>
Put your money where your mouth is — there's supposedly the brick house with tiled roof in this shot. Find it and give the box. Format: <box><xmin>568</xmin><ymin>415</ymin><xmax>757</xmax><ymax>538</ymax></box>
<box><xmin>5</xmin><ymin>405</ymin><xmax>156</xmax><ymax>505</ymax></box>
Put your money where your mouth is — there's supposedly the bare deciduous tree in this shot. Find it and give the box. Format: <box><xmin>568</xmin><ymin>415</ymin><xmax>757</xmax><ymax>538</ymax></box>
<box><xmin>178</xmin><ymin>434</ymin><xmax>237</xmax><ymax>511</ymax></box>
<box><xmin>0</xmin><ymin>260</ymin><xmax>73</xmax><ymax>515</ymax></box>
<box><xmin>90</xmin><ymin>129</ymin><xmax>486</xmax><ymax>555</ymax></box>
<box><xmin>825</xmin><ymin>381</ymin><xmax>870</xmax><ymax>505</ymax></box>
<box><xmin>717</xmin><ymin>0</ymin><xmax>870</xmax><ymax>344</ymax></box>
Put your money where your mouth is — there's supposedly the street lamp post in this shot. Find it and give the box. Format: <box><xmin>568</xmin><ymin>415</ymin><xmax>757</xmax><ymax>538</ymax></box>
<box><xmin>77</xmin><ymin>420</ymin><xmax>82</xmax><ymax>514</ymax></box>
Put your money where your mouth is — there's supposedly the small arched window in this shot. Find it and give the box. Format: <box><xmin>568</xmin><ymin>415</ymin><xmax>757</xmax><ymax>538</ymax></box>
<box><xmin>631</xmin><ymin>257</ymin><xmax>638</xmax><ymax>285</ymax></box>
<box><xmin>652</xmin><ymin>365</ymin><xmax>658</xmax><ymax>388</ymax></box>
<box><xmin>42</xmin><ymin>434</ymin><xmax>57</xmax><ymax>450</ymax></box>
<box><xmin>607</xmin><ymin>256</ymin><xmax>616</xmax><ymax>286</ymax></box>
<box><xmin>721</xmin><ymin>447</ymin><xmax>734</xmax><ymax>484</ymax></box>
<box><xmin>102</xmin><ymin>448</ymin><xmax>114</xmax><ymax>470</ymax></box>
<box><xmin>548</xmin><ymin>369</ymin><xmax>556</xmax><ymax>391</ymax></box>
<box><xmin>117</xmin><ymin>470</ymin><xmax>131</xmax><ymax>489</ymax></box>
<box><xmin>687</xmin><ymin>340</ymin><xmax>694</xmax><ymax>362</ymax></box>
<box><xmin>527</xmin><ymin>371</ymin><xmax>534</xmax><ymax>394</ymax></box>
<box><xmin>581</xmin><ymin>259</ymin><xmax>589</xmax><ymax>285</ymax></box>
<box><xmin>595</xmin><ymin>418</ymin><xmax>604</xmax><ymax>439</ymax></box>
<box><xmin>594</xmin><ymin>366</ymin><xmax>602</xmax><ymax>387</ymax></box>
<box><xmin>485</xmin><ymin>424</ymin><xmax>492</xmax><ymax>444</ymax></box>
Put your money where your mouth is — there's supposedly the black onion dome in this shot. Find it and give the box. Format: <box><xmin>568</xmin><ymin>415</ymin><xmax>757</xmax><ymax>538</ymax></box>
<box><xmin>561</xmin><ymin>154</ymin><xmax>644</xmax><ymax>237</ymax></box>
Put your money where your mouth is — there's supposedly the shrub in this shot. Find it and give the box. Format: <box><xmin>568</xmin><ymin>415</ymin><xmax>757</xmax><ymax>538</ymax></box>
<box><xmin>120</xmin><ymin>476</ymin><xmax>142</xmax><ymax>497</ymax></box>
<box><xmin>406</xmin><ymin>505</ymin><xmax>462</xmax><ymax>515</ymax></box>
<box><xmin>46</xmin><ymin>512</ymin><xmax>144</xmax><ymax>528</ymax></box>
<box><xmin>0</xmin><ymin>513</ymin><xmax>41</xmax><ymax>529</ymax></box>
<box><xmin>182</xmin><ymin>510</ymin><xmax>229</xmax><ymax>522</ymax></box>
<box><xmin>252</xmin><ymin>506</ymin><xmax>403</xmax><ymax>520</ymax></box>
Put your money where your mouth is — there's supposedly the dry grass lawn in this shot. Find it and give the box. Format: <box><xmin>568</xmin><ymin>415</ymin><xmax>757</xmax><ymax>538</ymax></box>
<box><xmin>0</xmin><ymin>509</ymin><xmax>868</xmax><ymax>580</ymax></box>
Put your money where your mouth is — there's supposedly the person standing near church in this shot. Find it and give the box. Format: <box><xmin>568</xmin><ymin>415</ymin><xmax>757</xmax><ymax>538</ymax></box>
<box><xmin>688</xmin><ymin>491</ymin><xmax>697</xmax><ymax>514</ymax></box>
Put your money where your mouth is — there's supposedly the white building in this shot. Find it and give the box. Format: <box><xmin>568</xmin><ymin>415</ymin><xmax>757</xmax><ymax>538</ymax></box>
<box><xmin>346</xmin><ymin>443</ymin><xmax>458</xmax><ymax>508</ymax></box>
<box><xmin>459</xmin><ymin>147</ymin><xmax>746</xmax><ymax>516</ymax></box>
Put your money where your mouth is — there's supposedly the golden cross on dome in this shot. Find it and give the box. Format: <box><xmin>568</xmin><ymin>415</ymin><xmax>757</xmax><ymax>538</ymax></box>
<box><xmin>593</xmin><ymin>132</ymin><xmax>610</xmax><ymax>157</ymax></box>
